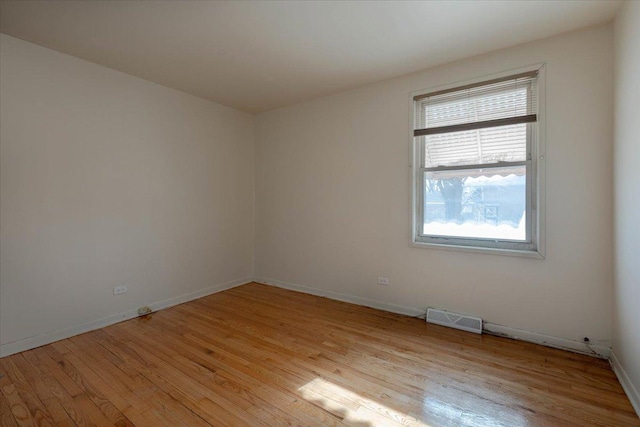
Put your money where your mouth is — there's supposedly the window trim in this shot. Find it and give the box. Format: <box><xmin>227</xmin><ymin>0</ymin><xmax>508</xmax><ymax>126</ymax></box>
<box><xmin>409</xmin><ymin>64</ymin><xmax>546</xmax><ymax>258</ymax></box>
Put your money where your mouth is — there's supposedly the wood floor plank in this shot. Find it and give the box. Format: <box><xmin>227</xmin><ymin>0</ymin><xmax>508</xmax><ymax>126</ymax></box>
<box><xmin>229</xmin><ymin>285</ymin><xmax>615</xmax><ymax>380</ymax></box>
<box><xmin>165</xmin><ymin>292</ymin><xmax>615</xmax><ymax>425</ymax></box>
<box><xmin>0</xmin><ymin>370</ymin><xmax>21</xmax><ymax>427</ymax></box>
<box><xmin>0</xmin><ymin>385</ymin><xmax>21</xmax><ymax>427</ymax></box>
<box><xmin>0</xmin><ymin>387</ymin><xmax>20</xmax><ymax>427</ymax></box>
<box><xmin>10</xmin><ymin>354</ymin><xmax>77</xmax><ymax>427</ymax></box>
<box><xmin>27</xmin><ymin>347</ymin><xmax>97</xmax><ymax>427</ymax></box>
<box><xmin>1</xmin><ymin>383</ymin><xmax>35</xmax><ymax>427</ymax></box>
<box><xmin>1</xmin><ymin>282</ymin><xmax>638</xmax><ymax>426</ymax></box>
<box><xmin>0</xmin><ymin>357</ymin><xmax>56</xmax><ymax>427</ymax></box>
<box><xmin>114</xmin><ymin>316</ymin><xmax>344</xmax><ymax>427</ymax></box>
<box><xmin>54</xmin><ymin>341</ymin><xmax>135</xmax><ymax>427</ymax></box>
<box><xmin>225</xmin><ymin>286</ymin><xmax>623</xmax><ymax>399</ymax></box>
<box><xmin>90</xmin><ymin>331</ymin><xmax>210</xmax><ymax>414</ymax></box>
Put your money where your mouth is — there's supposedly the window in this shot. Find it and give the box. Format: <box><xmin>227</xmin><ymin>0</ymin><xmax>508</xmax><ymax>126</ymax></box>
<box><xmin>411</xmin><ymin>66</ymin><xmax>545</xmax><ymax>256</ymax></box>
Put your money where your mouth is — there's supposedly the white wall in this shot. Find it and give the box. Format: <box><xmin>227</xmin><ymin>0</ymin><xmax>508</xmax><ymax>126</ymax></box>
<box><xmin>613</xmin><ymin>0</ymin><xmax>640</xmax><ymax>410</ymax></box>
<box><xmin>0</xmin><ymin>35</ymin><xmax>254</xmax><ymax>353</ymax></box>
<box><xmin>255</xmin><ymin>25</ymin><xmax>614</xmax><ymax>348</ymax></box>
<box><xmin>0</xmin><ymin>23</ymin><xmax>621</xmax><ymax>362</ymax></box>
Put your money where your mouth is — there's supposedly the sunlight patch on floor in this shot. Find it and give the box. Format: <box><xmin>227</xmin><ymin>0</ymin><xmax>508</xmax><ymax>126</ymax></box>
<box><xmin>420</xmin><ymin>396</ymin><xmax>528</xmax><ymax>427</ymax></box>
<box><xmin>299</xmin><ymin>377</ymin><xmax>433</xmax><ymax>427</ymax></box>
<box><xmin>299</xmin><ymin>377</ymin><xmax>530</xmax><ymax>427</ymax></box>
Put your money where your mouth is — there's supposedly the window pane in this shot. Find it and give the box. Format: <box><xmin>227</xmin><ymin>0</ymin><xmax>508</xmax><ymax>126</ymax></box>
<box><xmin>423</xmin><ymin>123</ymin><xmax>527</xmax><ymax>168</ymax></box>
<box><xmin>423</xmin><ymin>166</ymin><xmax>526</xmax><ymax>241</ymax></box>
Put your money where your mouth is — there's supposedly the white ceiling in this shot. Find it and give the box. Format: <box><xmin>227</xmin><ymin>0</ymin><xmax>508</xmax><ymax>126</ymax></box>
<box><xmin>0</xmin><ymin>0</ymin><xmax>622</xmax><ymax>113</ymax></box>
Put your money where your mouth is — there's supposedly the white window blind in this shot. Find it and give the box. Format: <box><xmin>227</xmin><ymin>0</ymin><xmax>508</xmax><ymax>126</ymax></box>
<box><xmin>414</xmin><ymin>72</ymin><xmax>538</xmax><ymax>169</ymax></box>
<box><xmin>421</xmin><ymin>124</ymin><xmax>527</xmax><ymax>168</ymax></box>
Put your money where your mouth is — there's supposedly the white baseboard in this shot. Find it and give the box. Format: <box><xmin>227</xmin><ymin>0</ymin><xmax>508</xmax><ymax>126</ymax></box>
<box><xmin>253</xmin><ymin>276</ymin><xmax>611</xmax><ymax>359</ymax></box>
<box><xmin>3</xmin><ymin>274</ymin><xmax>613</xmax><ymax>364</ymax></box>
<box><xmin>0</xmin><ymin>276</ymin><xmax>253</xmax><ymax>358</ymax></box>
<box><xmin>252</xmin><ymin>276</ymin><xmax>425</xmax><ymax>317</ymax></box>
<box><xmin>610</xmin><ymin>350</ymin><xmax>640</xmax><ymax>417</ymax></box>
<box><xmin>483</xmin><ymin>323</ymin><xmax>610</xmax><ymax>359</ymax></box>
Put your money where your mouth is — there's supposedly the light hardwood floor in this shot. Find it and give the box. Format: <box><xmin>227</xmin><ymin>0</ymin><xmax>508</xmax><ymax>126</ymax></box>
<box><xmin>0</xmin><ymin>282</ymin><xmax>638</xmax><ymax>426</ymax></box>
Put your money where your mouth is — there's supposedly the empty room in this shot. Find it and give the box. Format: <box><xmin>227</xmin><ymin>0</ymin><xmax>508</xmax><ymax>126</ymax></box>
<box><xmin>0</xmin><ymin>0</ymin><xmax>639</xmax><ymax>426</ymax></box>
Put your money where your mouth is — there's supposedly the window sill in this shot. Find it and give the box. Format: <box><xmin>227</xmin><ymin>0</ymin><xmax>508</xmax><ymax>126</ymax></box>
<box><xmin>410</xmin><ymin>241</ymin><xmax>545</xmax><ymax>259</ymax></box>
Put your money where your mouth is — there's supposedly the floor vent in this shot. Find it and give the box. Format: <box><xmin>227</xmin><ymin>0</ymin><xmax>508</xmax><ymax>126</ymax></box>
<box><xmin>426</xmin><ymin>308</ymin><xmax>483</xmax><ymax>334</ymax></box>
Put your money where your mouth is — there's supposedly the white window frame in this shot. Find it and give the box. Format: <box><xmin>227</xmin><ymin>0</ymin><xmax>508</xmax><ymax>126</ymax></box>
<box><xmin>409</xmin><ymin>64</ymin><xmax>546</xmax><ymax>258</ymax></box>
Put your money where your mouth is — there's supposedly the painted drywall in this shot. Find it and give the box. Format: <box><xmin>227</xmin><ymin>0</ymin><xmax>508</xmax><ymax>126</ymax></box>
<box><xmin>0</xmin><ymin>35</ymin><xmax>254</xmax><ymax>350</ymax></box>
<box><xmin>255</xmin><ymin>25</ymin><xmax>614</xmax><ymax>346</ymax></box>
<box><xmin>613</xmin><ymin>0</ymin><xmax>640</xmax><ymax>409</ymax></box>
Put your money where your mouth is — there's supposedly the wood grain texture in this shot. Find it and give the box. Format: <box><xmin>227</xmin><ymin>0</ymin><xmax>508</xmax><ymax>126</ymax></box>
<box><xmin>0</xmin><ymin>282</ymin><xmax>637</xmax><ymax>427</ymax></box>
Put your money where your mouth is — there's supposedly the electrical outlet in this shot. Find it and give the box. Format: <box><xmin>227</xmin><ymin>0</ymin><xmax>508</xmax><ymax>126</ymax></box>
<box><xmin>114</xmin><ymin>285</ymin><xmax>128</xmax><ymax>295</ymax></box>
<box><xmin>378</xmin><ymin>276</ymin><xmax>390</xmax><ymax>285</ymax></box>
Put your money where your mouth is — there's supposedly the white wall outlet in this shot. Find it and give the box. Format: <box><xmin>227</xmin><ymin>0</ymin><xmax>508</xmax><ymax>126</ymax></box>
<box><xmin>114</xmin><ymin>285</ymin><xmax>128</xmax><ymax>295</ymax></box>
<box><xmin>378</xmin><ymin>276</ymin><xmax>390</xmax><ymax>285</ymax></box>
